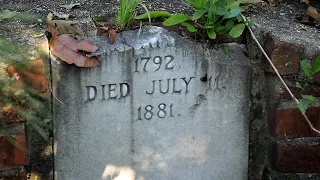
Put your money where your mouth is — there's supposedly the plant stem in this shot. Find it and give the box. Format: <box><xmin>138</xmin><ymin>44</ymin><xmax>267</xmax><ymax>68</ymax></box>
<box><xmin>241</xmin><ymin>13</ymin><xmax>320</xmax><ymax>135</ymax></box>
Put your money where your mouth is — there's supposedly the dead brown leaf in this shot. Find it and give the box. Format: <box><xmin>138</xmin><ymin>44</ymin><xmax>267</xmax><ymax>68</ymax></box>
<box><xmin>49</xmin><ymin>34</ymin><xmax>100</xmax><ymax>67</ymax></box>
<box><xmin>259</xmin><ymin>1</ymin><xmax>268</xmax><ymax>7</ymax></box>
<box><xmin>302</xmin><ymin>0</ymin><xmax>310</xmax><ymax>5</ymax></box>
<box><xmin>269</xmin><ymin>0</ymin><xmax>276</xmax><ymax>7</ymax></box>
<box><xmin>108</xmin><ymin>29</ymin><xmax>117</xmax><ymax>44</ymax></box>
<box><xmin>7</xmin><ymin>59</ymin><xmax>48</xmax><ymax>93</ymax></box>
<box><xmin>306</xmin><ymin>6</ymin><xmax>320</xmax><ymax>22</ymax></box>
<box><xmin>46</xmin><ymin>12</ymin><xmax>82</xmax><ymax>36</ymax></box>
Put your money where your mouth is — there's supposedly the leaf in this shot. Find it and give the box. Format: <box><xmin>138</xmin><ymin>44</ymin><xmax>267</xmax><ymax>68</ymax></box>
<box><xmin>181</xmin><ymin>22</ymin><xmax>197</xmax><ymax>32</ymax></box>
<box><xmin>59</xmin><ymin>2</ymin><xmax>81</xmax><ymax>10</ymax></box>
<box><xmin>92</xmin><ymin>17</ymin><xmax>108</xmax><ymax>22</ymax></box>
<box><xmin>31</xmin><ymin>33</ymin><xmax>45</xmax><ymax>38</ymax></box>
<box><xmin>46</xmin><ymin>13</ymin><xmax>82</xmax><ymax>36</ymax></box>
<box><xmin>0</xmin><ymin>10</ymin><xmax>18</xmax><ymax>20</ymax></box>
<box><xmin>187</xmin><ymin>0</ymin><xmax>207</xmax><ymax>9</ymax></box>
<box><xmin>207</xmin><ymin>28</ymin><xmax>216</xmax><ymax>39</ymax></box>
<box><xmin>108</xmin><ymin>29</ymin><xmax>117</xmax><ymax>44</ymax></box>
<box><xmin>192</xmin><ymin>9</ymin><xmax>206</xmax><ymax>20</ymax></box>
<box><xmin>311</xmin><ymin>55</ymin><xmax>320</xmax><ymax>74</ymax></box>
<box><xmin>49</xmin><ymin>34</ymin><xmax>100</xmax><ymax>67</ymax></box>
<box><xmin>163</xmin><ymin>14</ymin><xmax>191</xmax><ymax>26</ymax></box>
<box><xmin>229</xmin><ymin>23</ymin><xmax>245</xmax><ymax>38</ymax></box>
<box><xmin>298</xmin><ymin>99</ymin><xmax>308</xmax><ymax>114</ymax></box>
<box><xmin>223</xmin><ymin>44</ymin><xmax>229</xmax><ymax>54</ymax></box>
<box><xmin>215</xmin><ymin>7</ymin><xmax>228</xmax><ymax>16</ymax></box>
<box><xmin>302</xmin><ymin>95</ymin><xmax>317</xmax><ymax>104</ymax></box>
<box><xmin>300</xmin><ymin>60</ymin><xmax>312</xmax><ymax>79</ymax></box>
<box><xmin>135</xmin><ymin>11</ymin><xmax>171</xmax><ymax>19</ymax></box>
<box><xmin>225</xmin><ymin>20</ymin><xmax>234</xmax><ymax>31</ymax></box>
<box><xmin>225</xmin><ymin>8</ymin><xmax>241</xmax><ymax>18</ymax></box>
<box><xmin>53</xmin><ymin>11</ymin><xmax>70</xmax><ymax>19</ymax></box>
<box><xmin>296</xmin><ymin>82</ymin><xmax>303</xmax><ymax>89</ymax></box>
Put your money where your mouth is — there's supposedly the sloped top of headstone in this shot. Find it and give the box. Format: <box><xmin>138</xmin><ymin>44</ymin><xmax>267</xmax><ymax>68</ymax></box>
<box><xmin>90</xmin><ymin>26</ymin><xmax>250</xmax><ymax>66</ymax></box>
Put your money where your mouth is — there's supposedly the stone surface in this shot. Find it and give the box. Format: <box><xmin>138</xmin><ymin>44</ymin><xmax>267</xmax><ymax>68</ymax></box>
<box><xmin>53</xmin><ymin>26</ymin><xmax>251</xmax><ymax>180</ymax></box>
<box><xmin>272</xmin><ymin>143</ymin><xmax>320</xmax><ymax>173</ymax></box>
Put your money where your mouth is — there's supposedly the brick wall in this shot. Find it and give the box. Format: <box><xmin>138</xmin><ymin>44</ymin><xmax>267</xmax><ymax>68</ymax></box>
<box><xmin>0</xmin><ymin>59</ymin><xmax>48</xmax><ymax>180</ymax></box>
<box><xmin>266</xmin><ymin>34</ymin><xmax>320</xmax><ymax>179</ymax></box>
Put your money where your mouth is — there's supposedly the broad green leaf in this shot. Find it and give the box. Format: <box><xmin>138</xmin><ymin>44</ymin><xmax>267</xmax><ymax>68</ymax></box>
<box><xmin>187</xmin><ymin>0</ymin><xmax>207</xmax><ymax>9</ymax></box>
<box><xmin>300</xmin><ymin>60</ymin><xmax>312</xmax><ymax>79</ymax></box>
<box><xmin>302</xmin><ymin>95</ymin><xmax>317</xmax><ymax>104</ymax></box>
<box><xmin>311</xmin><ymin>55</ymin><xmax>320</xmax><ymax>74</ymax></box>
<box><xmin>296</xmin><ymin>82</ymin><xmax>303</xmax><ymax>89</ymax></box>
<box><xmin>225</xmin><ymin>8</ymin><xmax>241</xmax><ymax>18</ymax></box>
<box><xmin>246</xmin><ymin>19</ymin><xmax>254</xmax><ymax>27</ymax></box>
<box><xmin>135</xmin><ymin>11</ymin><xmax>171</xmax><ymax>19</ymax></box>
<box><xmin>59</xmin><ymin>2</ymin><xmax>81</xmax><ymax>9</ymax></box>
<box><xmin>207</xmin><ymin>28</ymin><xmax>216</xmax><ymax>39</ymax></box>
<box><xmin>208</xmin><ymin>1</ymin><xmax>216</xmax><ymax>22</ymax></box>
<box><xmin>192</xmin><ymin>9</ymin><xmax>206</xmax><ymax>20</ymax></box>
<box><xmin>229</xmin><ymin>23</ymin><xmax>245</xmax><ymax>38</ymax></box>
<box><xmin>225</xmin><ymin>20</ymin><xmax>234</xmax><ymax>31</ymax></box>
<box><xmin>215</xmin><ymin>7</ymin><xmax>228</xmax><ymax>16</ymax></box>
<box><xmin>0</xmin><ymin>10</ymin><xmax>18</xmax><ymax>20</ymax></box>
<box><xmin>181</xmin><ymin>22</ymin><xmax>197</xmax><ymax>32</ymax></box>
<box><xmin>236</xmin><ymin>14</ymin><xmax>243</xmax><ymax>22</ymax></box>
<box><xmin>163</xmin><ymin>14</ymin><xmax>191</xmax><ymax>26</ymax></box>
<box><xmin>223</xmin><ymin>44</ymin><xmax>229</xmax><ymax>54</ymax></box>
<box><xmin>216</xmin><ymin>25</ymin><xmax>225</xmax><ymax>32</ymax></box>
<box><xmin>298</xmin><ymin>99</ymin><xmax>308</xmax><ymax>114</ymax></box>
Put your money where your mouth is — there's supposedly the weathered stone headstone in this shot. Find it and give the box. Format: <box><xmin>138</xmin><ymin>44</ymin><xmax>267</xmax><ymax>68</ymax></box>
<box><xmin>53</xmin><ymin>26</ymin><xmax>251</xmax><ymax>180</ymax></box>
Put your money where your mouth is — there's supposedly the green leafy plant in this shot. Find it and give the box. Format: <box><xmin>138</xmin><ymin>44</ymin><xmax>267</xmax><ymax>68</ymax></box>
<box><xmin>296</xmin><ymin>56</ymin><xmax>320</xmax><ymax>114</ymax></box>
<box><xmin>116</xmin><ymin>0</ymin><xmax>142</xmax><ymax>31</ymax></box>
<box><xmin>136</xmin><ymin>0</ymin><xmax>253</xmax><ymax>39</ymax></box>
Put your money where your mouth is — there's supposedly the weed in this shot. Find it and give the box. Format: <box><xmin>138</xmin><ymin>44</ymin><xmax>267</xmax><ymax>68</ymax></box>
<box><xmin>296</xmin><ymin>55</ymin><xmax>320</xmax><ymax>114</ymax></box>
<box><xmin>116</xmin><ymin>0</ymin><xmax>142</xmax><ymax>31</ymax></box>
<box><xmin>136</xmin><ymin>0</ymin><xmax>254</xmax><ymax>39</ymax></box>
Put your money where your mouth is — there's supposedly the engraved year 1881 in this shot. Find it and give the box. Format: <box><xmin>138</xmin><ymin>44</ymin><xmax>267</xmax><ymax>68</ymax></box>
<box><xmin>137</xmin><ymin>103</ymin><xmax>175</xmax><ymax>121</ymax></box>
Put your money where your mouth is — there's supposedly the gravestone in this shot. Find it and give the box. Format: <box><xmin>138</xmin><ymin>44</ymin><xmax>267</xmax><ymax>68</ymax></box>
<box><xmin>53</xmin><ymin>26</ymin><xmax>251</xmax><ymax>180</ymax></box>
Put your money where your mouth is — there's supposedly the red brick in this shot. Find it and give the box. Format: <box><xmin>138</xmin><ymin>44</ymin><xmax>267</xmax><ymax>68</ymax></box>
<box><xmin>269</xmin><ymin>82</ymin><xmax>320</xmax><ymax>101</ymax></box>
<box><xmin>1</xmin><ymin>105</ymin><xmax>25</xmax><ymax>124</ymax></box>
<box><xmin>0</xmin><ymin>170</ymin><xmax>27</xmax><ymax>180</ymax></box>
<box><xmin>0</xmin><ymin>133</ymin><xmax>27</xmax><ymax>168</ymax></box>
<box><xmin>265</xmin><ymin>33</ymin><xmax>305</xmax><ymax>76</ymax></box>
<box><xmin>272</xmin><ymin>143</ymin><xmax>320</xmax><ymax>172</ymax></box>
<box><xmin>311</xmin><ymin>52</ymin><xmax>320</xmax><ymax>85</ymax></box>
<box><xmin>269</xmin><ymin>107</ymin><xmax>320</xmax><ymax>139</ymax></box>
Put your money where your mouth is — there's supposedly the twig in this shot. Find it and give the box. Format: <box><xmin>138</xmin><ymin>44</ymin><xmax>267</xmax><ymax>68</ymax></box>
<box><xmin>241</xmin><ymin>13</ymin><xmax>320</xmax><ymax>135</ymax></box>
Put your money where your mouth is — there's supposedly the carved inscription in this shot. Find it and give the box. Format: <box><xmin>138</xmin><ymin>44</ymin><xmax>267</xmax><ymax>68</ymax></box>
<box><xmin>137</xmin><ymin>103</ymin><xmax>174</xmax><ymax>121</ymax></box>
<box><xmin>134</xmin><ymin>55</ymin><xmax>175</xmax><ymax>72</ymax></box>
<box><xmin>85</xmin><ymin>55</ymin><xmax>195</xmax><ymax>120</ymax></box>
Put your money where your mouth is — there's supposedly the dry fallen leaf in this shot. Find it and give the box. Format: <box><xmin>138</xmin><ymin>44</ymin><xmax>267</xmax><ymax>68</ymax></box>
<box><xmin>108</xmin><ymin>29</ymin><xmax>117</xmax><ymax>44</ymax></box>
<box><xmin>6</xmin><ymin>59</ymin><xmax>48</xmax><ymax>93</ymax></box>
<box><xmin>49</xmin><ymin>34</ymin><xmax>100</xmax><ymax>67</ymax></box>
<box><xmin>46</xmin><ymin>12</ymin><xmax>82</xmax><ymax>36</ymax></box>
<box><xmin>269</xmin><ymin>0</ymin><xmax>276</xmax><ymax>7</ymax></box>
<box><xmin>306</xmin><ymin>6</ymin><xmax>320</xmax><ymax>22</ymax></box>
<box><xmin>259</xmin><ymin>1</ymin><xmax>268</xmax><ymax>7</ymax></box>
<box><xmin>52</xmin><ymin>11</ymin><xmax>70</xmax><ymax>20</ymax></box>
<box><xmin>59</xmin><ymin>2</ymin><xmax>81</xmax><ymax>10</ymax></box>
